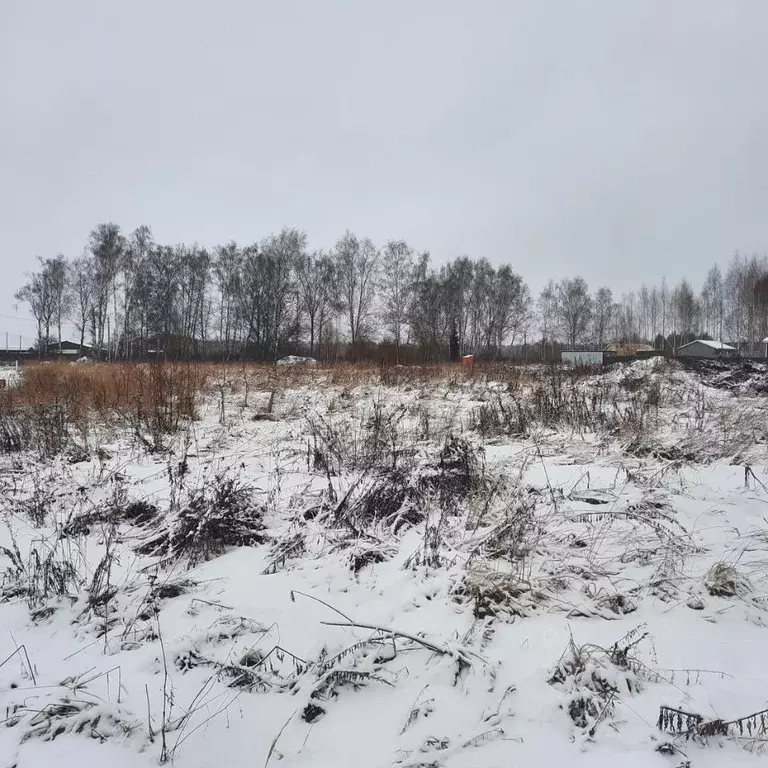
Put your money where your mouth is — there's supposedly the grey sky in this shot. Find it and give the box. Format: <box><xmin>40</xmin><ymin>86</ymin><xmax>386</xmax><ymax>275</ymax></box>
<box><xmin>2</xmin><ymin>1</ymin><xmax>768</xmax><ymax>344</ymax></box>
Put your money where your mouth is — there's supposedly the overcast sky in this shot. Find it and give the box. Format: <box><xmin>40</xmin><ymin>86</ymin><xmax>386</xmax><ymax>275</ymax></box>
<box><xmin>2</xmin><ymin>1</ymin><xmax>768</xmax><ymax>345</ymax></box>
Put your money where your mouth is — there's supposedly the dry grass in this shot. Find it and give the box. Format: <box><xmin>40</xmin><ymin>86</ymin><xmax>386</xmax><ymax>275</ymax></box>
<box><xmin>183</xmin><ymin>361</ymin><xmax>483</xmax><ymax>401</ymax></box>
<box><xmin>0</xmin><ymin>359</ymin><xmax>662</xmax><ymax>456</ymax></box>
<box><xmin>2</xmin><ymin>362</ymin><xmax>205</xmax><ymax>416</ymax></box>
<box><xmin>0</xmin><ymin>360</ymin><xmax>481</xmax><ymax>453</ymax></box>
<box><xmin>0</xmin><ymin>362</ymin><xmax>209</xmax><ymax>450</ymax></box>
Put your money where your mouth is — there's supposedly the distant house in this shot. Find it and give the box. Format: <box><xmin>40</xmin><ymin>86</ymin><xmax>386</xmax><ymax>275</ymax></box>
<box><xmin>676</xmin><ymin>340</ymin><xmax>736</xmax><ymax>359</ymax></box>
<box><xmin>603</xmin><ymin>342</ymin><xmax>654</xmax><ymax>356</ymax></box>
<box><xmin>28</xmin><ymin>341</ymin><xmax>95</xmax><ymax>358</ymax></box>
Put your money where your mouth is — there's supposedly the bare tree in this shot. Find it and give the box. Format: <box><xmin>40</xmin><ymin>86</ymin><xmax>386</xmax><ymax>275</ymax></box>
<box><xmin>380</xmin><ymin>240</ymin><xmax>415</xmax><ymax>362</ymax></box>
<box><xmin>14</xmin><ymin>255</ymin><xmax>68</xmax><ymax>356</ymax></box>
<box><xmin>491</xmin><ymin>265</ymin><xmax>530</xmax><ymax>356</ymax></box>
<box><xmin>649</xmin><ymin>286</ymin><xmax>660</xmax><ymax>347</ymax></box>
<box><xmin>122</xmin><ymin>225</ymin><xmax>153</xmax><ymax>358</ymax></box>
<box><xmin>88</xmin><ymin>222</ymin><xmax>125</xmax><ymax>354</ymax></box>
<box><xmin>144</xmin><ymin>244</ymin><xmax>181</xmax><ymax>353</ymax></box>
<box><xmin>69</xmin><ymin>254</ymin><xmax>94</xmax><ymax>353</ymax></box>
<box><xmin>333</xmin><ymin>231</ymin><xmax>379</xmax><ymax>348</ymax></box>
<box><xmin>468</xmin><ymin>259</ymin><xmax>495</xmax><ymax>353</ymax></box>
<box><xmin>639</xmin><ymin>284</ymin><xmax>650</xmax><ymax>340</ymax></box>
<box><xmin>214</xmin><ymin>242</ymin><xmax>242</xmax><ymax>358</ymax></box>
<box><xmin>617</xmin><ymin>291</ymin><xmax>637</xmax><ymax>342</ymax></box>
<box><xmin>409</xmin><ymin>265</ymin><xmax>449</xmax><ymax>362</ymax></box>
<box><xmin>262</xmin><ymin>228</ymin><xmax>304</xmax><ymax>357</ymax></box>
<box><xmin>592</xmin><ymin>286</ymin><xmax>613</xmax><ymax>347</ymax></box>
<box><xmin>554</xmin><ymin>277</ymin><xmax>592</xmax><ymax>349</ymax></box>
<box><xmin>177</xmin><ymin>245</ymin><xmax>211</xmax><ymax>359</ymax></box>
<box><xmin>674</xmin><ymin>278</ymin><xmax>698</xmax><ymax>346</ymax></box>
<box><xmin>15</xmin><ymin>258</ymin><xmax>54</xmax><ymax>355</ymax></box>
<box><xmin>443</xmin><ymin>256</ymin><xmax>474</xmax><ymax>355</ymax></box>
<box><xmin>47</xmin><ymin>255</ymin><xmax>69</xmax><ymax>353</ymax></box>
<box><xmin>537</xmin><ymin>280</ymin><xmax>558</xmax><ymax>359</ymax></box>
<box><xmin>295</xmin><ymin>250</ymin><xmax>335</xmax><ymax>357</ymax></box>
<box><xmin>240</xmin><ymin>229</ymin><xmax>300</xmax><ymax>360</ymax></box>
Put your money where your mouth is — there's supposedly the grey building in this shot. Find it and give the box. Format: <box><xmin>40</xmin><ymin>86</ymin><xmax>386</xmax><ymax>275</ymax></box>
<box><xmin>676</xmin><ymin>340</ymin><xmax>736</xmax><ymax>359</ymax></box>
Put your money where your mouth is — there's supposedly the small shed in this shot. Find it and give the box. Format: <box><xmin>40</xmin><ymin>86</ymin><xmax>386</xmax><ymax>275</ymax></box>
<box><xmin>676</xmin><ymin>340</ymin><xmax>736</xmax><ymax>359</ymax></box>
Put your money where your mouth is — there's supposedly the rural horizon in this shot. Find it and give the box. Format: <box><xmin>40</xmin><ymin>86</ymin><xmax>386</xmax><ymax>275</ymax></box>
<box><xmin>9</xmin><ymin>220</ymin><xmax>768</xmax><ymax>364</ymax></box>
<box><xmin>3</xmin><ymin>2</ymin><xmax>768</xmax><ymax>766</ymax></box>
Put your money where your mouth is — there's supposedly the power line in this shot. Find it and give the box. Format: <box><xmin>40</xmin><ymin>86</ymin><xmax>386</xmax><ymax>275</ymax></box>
<box><xmin>0</xmin><ymin>324</ymin><xmax>39</xmax><ymax>335</ymax></box>
<box><xmin>0</xmin><ymin>333</ymin><xmax>35</xmax><ymax>347</ymax></box>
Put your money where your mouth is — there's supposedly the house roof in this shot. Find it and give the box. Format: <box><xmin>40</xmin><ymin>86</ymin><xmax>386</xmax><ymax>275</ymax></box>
<box><xmin>603</xmin><ymin>342</ymin><xmax>653</xmax><ymax>353</ymax></box>
<box><xmin>26</xmin><ymin>341</ymin><xmax>94</xmax><ymax>354</ymax></box>
<box><xmin>678</xmin><ymin>339</ymin><xmax>736</xmax><ymax>351</ymax></box>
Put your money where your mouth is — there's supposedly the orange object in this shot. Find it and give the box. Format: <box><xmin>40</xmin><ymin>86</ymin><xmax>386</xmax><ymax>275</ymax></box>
<box><xmin>461</xmin><ymin>355</ymin><xmax>474</xmax><ymax>370</ymax></box>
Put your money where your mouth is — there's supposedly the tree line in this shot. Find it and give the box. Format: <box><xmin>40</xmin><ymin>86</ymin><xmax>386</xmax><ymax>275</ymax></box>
<box><xmin>539</xmin><ymin>254</ymin><xmax>768</xmax><ymax>356</ymax></box>
<box><xmin>14</xmin><ymin>223</ymin><xmax>530</xmax><ymax>362</ymax></box>
<box><xmin>14</xmin><ymin>222</ymin><xmax>768</xmax><ymax>361</ymax></box>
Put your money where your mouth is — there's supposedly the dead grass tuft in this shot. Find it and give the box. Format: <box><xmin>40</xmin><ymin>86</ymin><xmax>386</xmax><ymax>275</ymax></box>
<box><xmin>135</xmin><ymin>473</ymin><xmax>268</xmax><ymax>566</ymax></box>
<box><xmin>704</xmin><ymin>562</ymin><xmax>752</xmax><ymax>598</ymax></box>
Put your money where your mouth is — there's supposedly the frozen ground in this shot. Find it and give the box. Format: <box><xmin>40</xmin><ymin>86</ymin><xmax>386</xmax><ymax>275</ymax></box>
<box><xmin>1</xmin><ymin>359</ymin><xmax>768</xmax><ymax>767</ymax></box>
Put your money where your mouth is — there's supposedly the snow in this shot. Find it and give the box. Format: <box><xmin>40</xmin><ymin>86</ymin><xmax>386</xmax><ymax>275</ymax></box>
<box><xmin>1</xmin><ymin>360</ymin><xmax>768</xmax><ymax>766</ymax></box>
<box><xmin>276</xmin><ymin>356</ymin><xmax>317</xmax><ymax>366</ymax></box>
<box><xmin>0</xmin><ymin>364</ymin><xmax>22</xmax><ymax>388</ymax></box>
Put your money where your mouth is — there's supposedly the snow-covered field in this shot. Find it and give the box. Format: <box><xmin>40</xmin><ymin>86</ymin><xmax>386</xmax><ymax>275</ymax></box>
<box><xmin>2</xmin><ymin>359</ymin><xmax>768</xmax><ymax>767</ymax></box>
